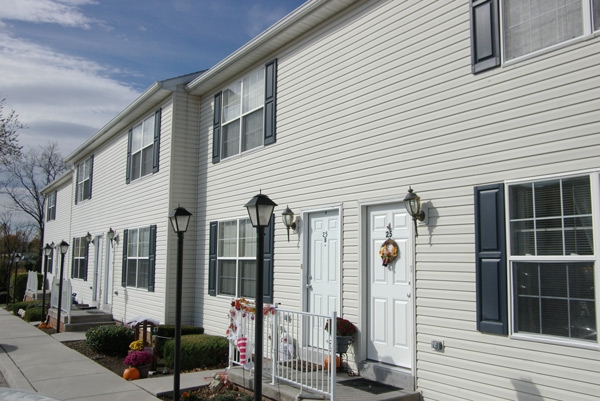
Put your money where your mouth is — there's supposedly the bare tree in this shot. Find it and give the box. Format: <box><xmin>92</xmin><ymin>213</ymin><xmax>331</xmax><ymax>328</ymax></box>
<box><xmin>0</xmin><ymin>212</ymin><xmax>30</xmax><ymax>299</ymax></box>
<box><xmin>0</xmin><ymin>96</ymin><xmax>24</xmax><ymax>164</ymax></box>
<box><xmin>1</xmin><ymin>143</ymin><xmax>69</xmax><ymax>270</ymax></box>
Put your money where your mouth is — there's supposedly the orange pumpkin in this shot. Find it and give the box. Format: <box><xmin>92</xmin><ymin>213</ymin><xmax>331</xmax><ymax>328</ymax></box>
<box><xmin>123</xmin><ymin>367</ymin><xmax>140</xmax><ymax>380</ymax></box>
<box><xmin>324</xmin><ymin>355</ymin><xmax>341</xmax><ymax>370</ymax></box>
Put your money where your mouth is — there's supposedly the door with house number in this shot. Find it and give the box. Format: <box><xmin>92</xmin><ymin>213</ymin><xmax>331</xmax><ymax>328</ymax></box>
<box><xmin>367</xmin><ymin>204</ymin><xmax>413</xmax><ymax>368</ymax></box>
<box><xmin>306</xmin><ymin>210</ymin><xmax>340</xmax><ymax>347</ymax></box>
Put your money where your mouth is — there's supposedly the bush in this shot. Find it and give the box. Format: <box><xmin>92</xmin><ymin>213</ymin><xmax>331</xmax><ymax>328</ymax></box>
<box><xmin>163</xmin><ymin>334</ymin><xmax>228</xmax><ymax>371</ymax></box>
<box><xmin>85</xmin><ymin>325</ymin><xmax>134</xmax><ymax>356</ymax></box>
<box><xmin>13</xmin><ymin>272</ymin><xmax>29</xmax><ymax>303</ymax></box>
<box><xmin>155</xmin><ymin>324</ymin><xmax>204</xmax><ymax>357</ymax></box>
<box><xmin>23</xmin><ymin>306</ymin><xmax>42</xmax><ymax>322</ymax></box>
<box><xmin>11</xmin><ymin>300</ymin><xmax>42</xmax><ymax>315</ymax></box>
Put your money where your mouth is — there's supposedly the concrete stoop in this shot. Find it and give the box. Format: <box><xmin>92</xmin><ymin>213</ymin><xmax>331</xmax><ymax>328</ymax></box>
<box><xmin>227</xmin><ymin>366</ymin><xmax>421</xmax><ymax>401</ymax></box>
<box><xmin>47</xmin><ymin>307</ymin><xmax>115</xmax><ymax>332</ymax></box>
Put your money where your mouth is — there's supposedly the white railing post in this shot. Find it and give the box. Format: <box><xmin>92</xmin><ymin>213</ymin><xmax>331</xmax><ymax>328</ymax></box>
<box><xmin>271</xmin><ymin>304</ymin><xmax>279</xmax><ymax>385</ymax></box>
<box><xmin>331</xmin><ymin>310</ymin><xmax>337</xmax><ymax>401</ymax></box>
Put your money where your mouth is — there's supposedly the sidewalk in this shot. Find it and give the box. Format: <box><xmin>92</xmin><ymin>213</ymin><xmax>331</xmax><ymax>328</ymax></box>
<box><xmin>0</xmin><ymin>308</ymin><xmax>223</xmax><ymax>401</ymax></box>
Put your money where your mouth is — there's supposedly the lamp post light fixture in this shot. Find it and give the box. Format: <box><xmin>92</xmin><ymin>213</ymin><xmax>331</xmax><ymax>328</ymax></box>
<box><xmin>244</xmin><ymin>193</ymin><xmax>277</xmax><ymax>401</ymax></box>
<box><xmin>107</xmin><ymin>228</ymin><xmax>115</xmax><ymax>247</ymax></box>
<box><xmin>41</xmin><ymin>243</ymin><xmax>53</xmax><ymax>323</ymax></box>
<box><xmin>403</xmin><ymin>187</ymin><xmax>426</xmax><ymax>237</ymax></box>
<box><xmin>168</xmin><ymin>206</ymin><xmax>192</xmax><ymax>401</ymax></box>
<box><xmin>13</xmin><ymin>254</ymin><xmax>21</xmax><ymax>304</ymax></box>
<box><xmin>281</xmin><ymin>205</ymin><xmax>297</xmax><ymax>242</ymax></box>
<box><xmin>56</xmin><ymin>240</ymin><xmax>69</xmax><ymax>334</ymax></box>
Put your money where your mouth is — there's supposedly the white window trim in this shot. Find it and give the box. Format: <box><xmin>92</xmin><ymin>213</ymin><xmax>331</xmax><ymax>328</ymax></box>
<box><xmin>47</xmin><ymin>192</ymin><xmax>56</xmax><ymax>221</ymax></box>
<box><xmin>125</xmin><ymin>226</ymin><xmax>151</xmax><ymax>289</ymax></box>
<box><xmin>505</xmin><ymin>170</ymin><xmax>600</xmax><ymax>349</ymax></box>
<box><xmin>500</xmin><ymin>0</ymin><xmax>600</xmax><ymax>66</ymax></box>
<box><xmin>76</xmin><ymin>157</ymin><xmax>92</xmax><ymax>203</ymax></box>
<box><xmin>220</xmin><ymin>67</ymin><xmax>266</xmax><ymax>161</ymax></box>
<box><xmin>216</xmin><ymin>217</ymin><xmax>256</xmax><ymax>299</ymax></box>
<box><xmin>72</xmin><ymin>237</ymin><xmax>87</xmax><ymax>280</ymax></box>
<box><xmin>130</xmin><ymin>114</ymin><xmax>155</xmax><ymax>182</ymax></box>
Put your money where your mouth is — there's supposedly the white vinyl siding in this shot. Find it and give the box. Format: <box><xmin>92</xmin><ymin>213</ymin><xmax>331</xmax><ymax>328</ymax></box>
<box><xmin>195</xmin><ymin>0</ymin><xmax>600</xmax><ymax>400</ymax></box>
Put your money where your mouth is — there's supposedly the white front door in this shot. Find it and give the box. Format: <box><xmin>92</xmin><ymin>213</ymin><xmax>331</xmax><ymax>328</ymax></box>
<box><xmin>367</xmin><ymin>204</ymin><xmax>413</xmax><ymax>368</ymax></box>
<box><xmin>306</xmin><ymin>210</ymin><xmax>340</xmax><ymax>345</ymax></box>
<box><xmin>92</xmin><ymin>235</ymin><xmax>102</xmax><ymax>305</ymax></box>
<box><xmin>102</xmin><ymin>236</ymin><xmax>114</xmax><ymax>312</ymax></box>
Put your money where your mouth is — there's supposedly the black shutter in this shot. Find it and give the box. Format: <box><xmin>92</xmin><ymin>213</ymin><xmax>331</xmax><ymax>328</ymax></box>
<box><xmin>263</xmin><ymin>215</ymin><xmax>275</xmax><ymax>304</ymax></box>
<box><xmin>74</xmin><ymin>164</ymin><xmax>80</xmax><ymax>205</ymax></box>
<box><xmin>470</xmin><ymin>0</ymin><xmax>501</xmax><ymax>74</ymax></box>
<box><xmin>122</xmin><ymin>229</ymin><xmax>128</xmax><ymax>287</ymax></box>
<box><xmin>264</xmin><ymin>59</ymin><xmax>277</xmax><ymax>146</ymax></box>
<box><xmin>88</xmin><ymin>155</ymin><xmax>94</xmax><ymax>200</ymax></box>
<box><xmin>212</xmin><ymin>92</ymin><xmax>222</xmax><ymax>164</ymax></box>
<box><xmin>71</xmin><ymin>238</ymin><xmax>76</xmax><ymax>279</ymax></box>
<box><xmin>152</xmin><ymin>109</ymin><xmax>162</xmax><ymax>173</ymax></box>
<box><xmin>126</xmin><ymin>129</ymin><xmax>132</xmax><ymax>184</ymax></box>
<box><xmin>208</xmin><ymin>222</ymin><xmax>217</xmax><ymax>296</ymax></box>
<box><xmin>474</xmin><ymin>183</ymin><xmax>508</xmax><ymax>334</ymax></box>
<box><xmin>83</xmin><ymin>241</ymin><xmax>89</xmax><ymax>281</ymax></box>
<box><xmin>148</xmin><ymin>225</ymin><xmax>157</xmax><ymax>292</ymax></box>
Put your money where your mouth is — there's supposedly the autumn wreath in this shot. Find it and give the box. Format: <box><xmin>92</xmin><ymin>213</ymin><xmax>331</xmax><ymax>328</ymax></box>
<box><xmin>378</xmin><ymin>238</ymin><xmax>399</xmax><ymax>267</ymax></box>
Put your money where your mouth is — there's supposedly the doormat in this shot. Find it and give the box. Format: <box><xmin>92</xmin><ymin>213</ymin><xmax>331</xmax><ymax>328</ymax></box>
<box><xmin>338</xmin><ymin>378</ymin><xmax>402</xmax><ymax>395</ymax></box>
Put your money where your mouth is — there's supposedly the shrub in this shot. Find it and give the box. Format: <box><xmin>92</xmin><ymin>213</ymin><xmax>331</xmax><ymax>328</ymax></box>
<box><xmin>163</xmin><ymin>334</ymin><xmax>228</xmax><ymax>371</ymax></box>
<box><xmin>155</xmin><ymin>324</ymin><xmax>204</xmax><ymax>357</ymax></box>
<box><xmin>13</xmin><ymin>272</ymin><xmax>29</xmax><ymax>303</ymax></box>
<box><xmin>85</xmin><ymin>325</ymin><xmax>134</xmax><ymax>356</ymax></box>
<box><xmin>11</xmin><ymin>300</ymin><xmax>42</xmax><ymax>316</ymax></box>
<box><xmin>23</xmin><ymin>306</ymin><xmax>42</xmax><ymax>322</ymax></box>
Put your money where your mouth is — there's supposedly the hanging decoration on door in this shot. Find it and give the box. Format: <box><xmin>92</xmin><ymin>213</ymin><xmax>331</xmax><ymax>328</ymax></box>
<box><xmin>379</xmin><ymin>238</ymin><xmax>399</xmax><ymax>267</ymax></box>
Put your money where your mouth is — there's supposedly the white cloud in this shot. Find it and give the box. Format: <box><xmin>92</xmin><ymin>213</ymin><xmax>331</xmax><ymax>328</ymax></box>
<box><xmin>0</xmin><ymin>32</ymin><xmax>140</xmax><ymax>154</ymax></box>
<box><xmin>0</xmin><ymin>0</ymin><xmax>97</xmax><ymax>28</ymax></box>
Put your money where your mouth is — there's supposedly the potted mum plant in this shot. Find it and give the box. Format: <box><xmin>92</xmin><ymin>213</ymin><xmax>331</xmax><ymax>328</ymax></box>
<box><xmin>123</xmin><ymin>350</ymin><xmax>153</xmax><ymax>379</ymax></box>
<box><xmin>325</xmin><ymin>316</ymin><xmax>357</xmax><ymax>354</ymax></box>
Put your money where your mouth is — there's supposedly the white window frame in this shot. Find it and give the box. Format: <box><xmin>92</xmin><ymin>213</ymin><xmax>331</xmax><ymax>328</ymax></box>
<box><xmin>130</xmin><ymin>114</ymin><xmax>155</xmax><ymax>181</ymax></box>
<box><xmin>216</xmin><ymin>218</ymin><xmax>257</xmax><ymax>299</ymax></box>
<box><xmin>72</xmin><ymin>237</ymin><xmax>87</xmax><ymax>280</ymax></box>
<box><xmin>76</xmin><ymin>157</ymin><xmax>92</xmax><ymax>203</ymax></box>
<box><xmin>220</xmin><ymin>67</ymin><xmax>265</xmax><ymax>160</ymax></box>
<box><xmin>501</xmin><ymin>0</ymin><xmax>600</xmax><ymax>64</ymax></box>
<box><xmin>125</xmin><ymin>226</ymin><xmax>151</xmax><ymax>289</ymax></box>
<box><xmin>506</xmin><ymin>170</ymin><xmax>600</xmax><ymax>349</ymax></box>
<box><xmin>47</xmin><ymin>192</ymin><xmax>56</xmax><ymax>221</ymax></box>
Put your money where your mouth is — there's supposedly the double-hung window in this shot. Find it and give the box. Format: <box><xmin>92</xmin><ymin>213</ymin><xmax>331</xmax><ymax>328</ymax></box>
<box><xmin>75</xmin><ymin>156</ymin><xmax>93</xmax><ymax>203</ymax></box>
<box><xmin>46</xmin><ymin>191</ymin><xmax>56</xmax><ymax>221</ymax></box>
<box><xmin>216</xmin><ymin>219</ymin><xmax>257</xmax><ymax>298</ymax></box>
<box><xmin>508</xmin><ymin>174</ymin><xmax>597</xmax><ymax>343</ymax></box>
<box><xmin>71</xmin><ymin>237</ymin><xmax>88</xmax><ymax>280</ymax></box>
<box><xmin>212</xmin><ymin>59</ymin><xmax>277</xmax><ymax>163</ymax></box>
<box><xmin>470</xmin><ymin>0</ymin><xmax>600</xmax><ymax>73</ymax></box>
<box><xmin>208</xmin><ymin>217</ymin><xmax>275</xmax><ymax>302</ymax></box>
<box><xmin>126</xmin><ymin>109</ymin><xmax>161</xmax><ymax>183</ymax></box>
<box><xmin>122</xmin><ymin>225</ymin><xmax>157</xmax><ymax>291</ymax></box>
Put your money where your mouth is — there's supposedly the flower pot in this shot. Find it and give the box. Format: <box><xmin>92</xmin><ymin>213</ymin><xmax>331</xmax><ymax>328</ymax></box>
<box><xmin>336</xmin><ymin>336</ymin><xmax>353</xmax><ymax>354</ymax></box>
<box><xmin>137</xmin><ymin>364</ymin><xmax>150</xmax><ymax>378</ymax></box>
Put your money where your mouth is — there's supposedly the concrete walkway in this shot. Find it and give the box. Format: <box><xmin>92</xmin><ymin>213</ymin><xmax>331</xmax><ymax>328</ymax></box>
<box><xmin>0</xmin><ymin>308</ymin><xmax>224</xmax><ymax>400</ymax></box>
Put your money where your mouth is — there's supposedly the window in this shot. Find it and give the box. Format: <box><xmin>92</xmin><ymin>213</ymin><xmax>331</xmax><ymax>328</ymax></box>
<box><xmin>470</xmin><ymin>0</ymin><xmax>600</xmax><ymax>73</ymax></box>
<box><xmin>75</xmin><ymin>156</ymin><xmax>93</xmax><ymax>203</ymax></box>
<box><xmin>46</xmin><ymin>248</ymin><xmax>53</xmax><ymax>274</ymax></box>
<box><xmin>215</xmin><ymin>219</ymin><xmax>257</xmax><ymax>297</ymax></box>
<box><xmin>208</xmin><ymin>217</ymin><xmax>274</xmax><ymax>302</ymax></box>
<box><xmin>212</xmin><ymin>59</ymin><xmax>277</xmax><ymax>163</ymax></box>
<box><xmin>126</xmin><ymin>109</ymin><xmax>161</xmax><ymax>183</ymax></box>
<box><xmin>46</xmin><ymin>191</ymin><xmax>56</xmax><ymax>221</ymax></box>
<box><xmin>71</xmin><ymin>237</ymin><xmax>88</xmax><ymax>280</ymax></box>
<box><xmin>122</xmin><ymin>226</ymin><xmax>156</xmax><ymax>291</ymax></box>
<box><xmin>508</xmin><ymin>176</ymin><xmax>596</xmax><ymax>342</ymax></box>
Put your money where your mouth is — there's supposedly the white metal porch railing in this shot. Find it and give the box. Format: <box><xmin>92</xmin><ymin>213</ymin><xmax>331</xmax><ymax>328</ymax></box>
<box><xmin>228</xmin><ymin>301</ymin><xmax>337</xmax><ymax>400</ymax></box>
<box><xmin>50</xmin><ymin>277</ymin><xmax>72</xmax><ymax>324</ymax></box>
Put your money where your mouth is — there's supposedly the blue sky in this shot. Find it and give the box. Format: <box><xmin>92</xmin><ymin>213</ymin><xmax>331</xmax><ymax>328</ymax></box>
<box><xmin>0</xmin><ymin>0</ymin><xmax>305</xmax><ymax>155</ymax></box>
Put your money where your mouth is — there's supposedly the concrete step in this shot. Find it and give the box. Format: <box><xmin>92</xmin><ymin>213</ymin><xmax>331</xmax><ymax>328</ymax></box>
<box><xmin>47</xmin><ymin>307</ymin><xmax>115</xmax><ymax>332</ymax></box>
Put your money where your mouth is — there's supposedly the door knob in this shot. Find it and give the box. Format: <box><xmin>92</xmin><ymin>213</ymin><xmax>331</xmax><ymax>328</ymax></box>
<box><xmin>306</xmin><ymin>284</ymin><xmax>313</xmax><ymax>290</ymax></box>
<box><xmin>407</xmin><ymin>292</ymin><xmax>411</xmax><ymax>298</ymax></box>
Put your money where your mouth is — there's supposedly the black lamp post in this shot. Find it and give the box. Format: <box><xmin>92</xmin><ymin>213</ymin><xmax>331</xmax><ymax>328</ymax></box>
<box><xmin>41</xmin><ymin>243</ymin><xmax>53</xmax><ymax>324</ymax></box>
<box><xmin>244</xmin><ymin>193</ymin><xmax>277</xmax><ymax>401</ymax></box>
<box><xmin>168</xmin><ymin>206</ymin><xmax>192</xmax><ymax>401</ymax></box>
<box><xmin>56</xmin><ymin>240</ymin><xmax>69</xmax><ymax>334</ymax></box>
<box><xmin>13</xmin><ymin>254</ymin><xmax>21</xmax><ymax>304</ymax></box>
